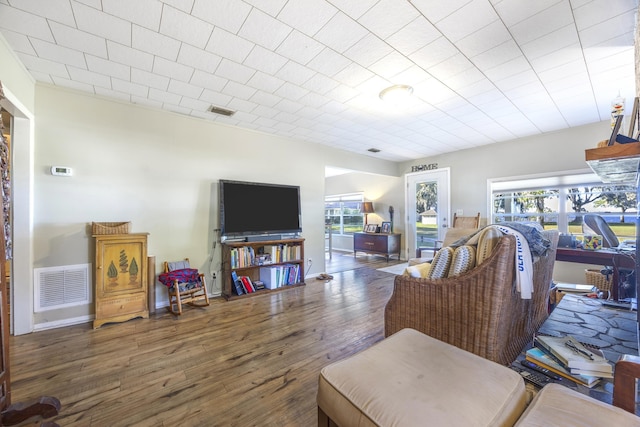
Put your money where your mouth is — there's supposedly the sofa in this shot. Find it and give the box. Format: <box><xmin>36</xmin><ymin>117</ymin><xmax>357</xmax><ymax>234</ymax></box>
<box><xmin>317</xmin><ymin>328</ymin><xmax>640</xmax><ymax>427</ymax></box>
<box><xmin>385</xmin><ymin>228</ymin><xmax>559</xmax><ymax>366</ymax></box>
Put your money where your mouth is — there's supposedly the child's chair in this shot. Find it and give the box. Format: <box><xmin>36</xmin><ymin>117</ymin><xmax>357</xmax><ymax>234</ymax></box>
<box><xmin>159</xmin><ymin>258</ymin><xmax>210</xmax><ymax>315</ymax></box>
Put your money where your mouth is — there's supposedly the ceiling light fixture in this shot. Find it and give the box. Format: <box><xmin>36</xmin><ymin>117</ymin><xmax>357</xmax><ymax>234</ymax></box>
<box><xmin>379</xmin><ymin>84</ymin><xmax>414</xmax><ymax>104</ymax></box>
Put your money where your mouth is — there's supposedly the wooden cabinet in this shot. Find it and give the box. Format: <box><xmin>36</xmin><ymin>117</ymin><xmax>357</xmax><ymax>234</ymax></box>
<box><xmin>93</xmin><ymin>233</ymin><xmax>149</xmax><ymax>329</ymax></box>
<box><xmin>222</xmin><ymin>238</ymin><xmax>305</xmax><ymax>300</ymax></box>
<box><xmin>353</xmin><ymin>232</ymin><xmax>401</xmax><ymax>261</ymax></box>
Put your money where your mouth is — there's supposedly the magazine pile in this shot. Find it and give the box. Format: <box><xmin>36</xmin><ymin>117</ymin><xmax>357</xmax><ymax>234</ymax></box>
<box><xmin>525</xmin><ymin>334</ymin><xmax>613</xmax><ymax>388</ymax></box>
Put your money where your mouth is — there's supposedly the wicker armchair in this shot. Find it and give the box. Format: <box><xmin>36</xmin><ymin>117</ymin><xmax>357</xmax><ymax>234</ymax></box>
<box><xmin>384</xmin><ymin>230</ymin><xmax>559</xmax><ymax>366</ymax></box>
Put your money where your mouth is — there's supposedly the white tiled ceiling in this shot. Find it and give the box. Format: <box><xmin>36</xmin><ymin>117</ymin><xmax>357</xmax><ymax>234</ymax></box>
<box><xmin>0</xmin><ymin>0</ymin><xmax>637</xmax><ymax>162</ymax></box>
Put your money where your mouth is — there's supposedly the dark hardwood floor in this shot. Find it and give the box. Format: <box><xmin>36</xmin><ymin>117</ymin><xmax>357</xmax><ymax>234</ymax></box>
<box><xmin>9</xmin><ymin>254</ymin><xmax>404</xmax><ymax>426</ymax></box>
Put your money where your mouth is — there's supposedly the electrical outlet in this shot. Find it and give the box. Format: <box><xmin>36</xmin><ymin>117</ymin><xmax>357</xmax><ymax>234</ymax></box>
<box><xmin>212</xmin><ymin>272</ymin><xmax>217</xmax><ymax>279</ymax></box>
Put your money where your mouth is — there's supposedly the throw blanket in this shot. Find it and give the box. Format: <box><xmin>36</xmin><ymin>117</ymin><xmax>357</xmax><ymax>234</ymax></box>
<box><xmin>494</xmin><ymin>225</ymin><xmax>534</xmax><ymax>299</ymax></box>
<box><xmin>457</xmin><ymin>222</ymin><xmax>549</xmax><ymax>299</ymax></box>
<box><xmin>498</xmin><ymin>221</ymin><xmax>551</xmax><ymax>257</ymax></box>
<box><xmin>158</xmin><ymin>268</ymin><xmax>202</xmax><ymax>291</ymax></box>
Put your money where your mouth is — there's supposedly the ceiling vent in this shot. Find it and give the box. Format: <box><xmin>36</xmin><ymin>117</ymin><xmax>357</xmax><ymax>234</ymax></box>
<box><xmin>208</xmin><ymin>105</ymin><xmax>236</xmax><ymax>117</ymax></box>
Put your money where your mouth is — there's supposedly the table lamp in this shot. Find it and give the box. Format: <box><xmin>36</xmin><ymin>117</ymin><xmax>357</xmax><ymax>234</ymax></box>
<box><xmin>361</xmin><ymin>202</ymin><xmax>374</xmax><ymax>225</ymax></box>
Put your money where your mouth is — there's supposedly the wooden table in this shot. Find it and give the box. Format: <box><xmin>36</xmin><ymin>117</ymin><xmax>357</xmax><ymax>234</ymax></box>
<box><xmin>353</xmin><ymin>232</ymin><xmax>401</xmax><ymax>262</ymax></box>
<box><xmin>556</xmin><ymin>247</ymin><xmax>635</xmax><ymax>301</ymax></box>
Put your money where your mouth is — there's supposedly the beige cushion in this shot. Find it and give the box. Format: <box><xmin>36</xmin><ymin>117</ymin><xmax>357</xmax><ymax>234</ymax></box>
<box><xmin>408</xmin><ymin>257</ymin><xmax>432</xmax><ymax>266</ymax></box>
<box><xmin>428</xmin><ymin>246</ymin><xmax>454</xmax><ymax>278</ymax></box>
<box><xmin>448</xmin><ymin>245</ymin><xmax>476</xmax><ymax>277</ymax></box>
<box><xmin>474</xmin><ymin>226</ymin><xmax>503</xmax><ymax>265</ymax></box>
<box><xmin>404</xmin><ymin>262</ymin><xmax>432</xmax><ymax>278</ymax></box>
<box><xmin>515</xmin><ymin>383</ymin><xmax>640</xmax><ymax>426</ymax></box>
<box><xmin>317</xmin><ymin>329</ymin><xmax>527</xmax><ymax>427</ymax></box>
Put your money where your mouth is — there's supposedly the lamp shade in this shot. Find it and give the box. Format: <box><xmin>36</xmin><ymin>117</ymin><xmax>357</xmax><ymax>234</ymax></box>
<box><xmin>361</xmin><ymin>202</ymin><xmax>374</xmax><ymax>214</ymax></box>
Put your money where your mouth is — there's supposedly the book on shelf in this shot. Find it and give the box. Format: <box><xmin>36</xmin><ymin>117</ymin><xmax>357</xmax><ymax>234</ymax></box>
<box><xmin>231</xmin><ymin>271</ymin><xmax>244</xmax><ymax>296</ymax></box>
<box><xmin>259</xmin><ymin>264</ymin><xmax>301</xmax><ymax>289</ymax></box>
<box><xmin>525</xmin><ymin>347</ymin><xmax>601</xmax><ymax>388</ymax></box>
<box><xmin>229</xmin><ymin>246</ymin><xmax>257</xmax><ymax>269</ymax></box>
<box><xmin>242</xmin><ymin>276</ymin><xmax>256</xmax><ymax>293</ymax></box>
<box><xmin>535</xmin><ymin>335</ymin><xmax>612</xmax><ymax>375</ymax></box>
<box><xmin>239</xmin><ymin>276</ymin><xmax>249</xmax><ymax>293</ymax></box>
<box><xmin>259</xmin><ymin>266</ymin><xmax>280</xmax><ymax>290</ymax></box>
<box><xmin>253</xmin><ymin>280</ymin><xmax>265</xmax><ymax>291</ymax></box>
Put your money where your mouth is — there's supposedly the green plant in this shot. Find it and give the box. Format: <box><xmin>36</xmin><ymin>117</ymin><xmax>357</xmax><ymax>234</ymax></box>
<box><xmin>129</xmin><ymin>258</ymin><xmax>138</xmax><ymax>276</ymax></box>
<box><xmin>107</xmin><ymin>261</ymin><xmax>118</xmax><ymax>279</ymax></box>
<box><xmin>119</xmin><ymin>249</ymin><xmax>128</xmax><ymax>273</ymax></box>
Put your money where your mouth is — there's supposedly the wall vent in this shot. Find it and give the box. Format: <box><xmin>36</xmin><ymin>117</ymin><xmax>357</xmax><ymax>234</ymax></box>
<box><xmin>34</xmin><ymin>264</ymin><xmax>91</xmax><ymax>312</ymax></box>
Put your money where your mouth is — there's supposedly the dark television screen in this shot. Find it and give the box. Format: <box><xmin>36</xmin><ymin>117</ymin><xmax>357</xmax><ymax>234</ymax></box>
<box><xmin>220</xmin><ymin>180</ymin><xmax>302</xmax><ymax>237</ymax></box>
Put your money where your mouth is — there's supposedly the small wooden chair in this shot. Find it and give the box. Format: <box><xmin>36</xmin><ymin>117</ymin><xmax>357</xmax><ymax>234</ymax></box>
<box><xmin>452</xmin><ymin>212</ymin><xmax>480</xmax><ymax>229</ymax></box>
<box><xmin>418</xmin><ymin>214</ymin><xmax>481</xmax><ymax>260</ymax></box>
<box><xmin>160</xmin><ymin>258</ymin><xmax>210</xmax><ymax>315</ymax></box>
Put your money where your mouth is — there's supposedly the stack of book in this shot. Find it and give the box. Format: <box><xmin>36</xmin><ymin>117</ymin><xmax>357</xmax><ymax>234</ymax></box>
<box><xmin>231</xmin><ymin>271</ymin><xmax>264</xmax><ymax>295</ymax></box>
<box><xmin>525</xmin><ymin>334</ymin><xmax>613</xmax><ymax>388</ymax></box>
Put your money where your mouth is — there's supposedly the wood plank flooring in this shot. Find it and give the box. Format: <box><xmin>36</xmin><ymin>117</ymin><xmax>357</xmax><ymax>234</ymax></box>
<box><xmin>9</xmin><ymin>261</ymin><xmax>401</xmax><ymax>426</ymax></box>
<box><xmin>325</xmin><ymin>250</ymin><xmax>404</xmax><ymax>274</ymax></box>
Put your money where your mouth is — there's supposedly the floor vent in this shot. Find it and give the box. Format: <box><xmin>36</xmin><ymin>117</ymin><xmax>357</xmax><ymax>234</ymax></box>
<box><xmin>34</xmin><ymin>264</ymin><xmax>91</xmax><ymax>312</ymax></box>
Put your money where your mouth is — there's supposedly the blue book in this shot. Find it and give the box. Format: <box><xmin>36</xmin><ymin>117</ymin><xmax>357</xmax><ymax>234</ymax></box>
<box><xmin>230</xmin><ymin>271</ymin><xmax>244</xmax><ymax>295</ymax></box>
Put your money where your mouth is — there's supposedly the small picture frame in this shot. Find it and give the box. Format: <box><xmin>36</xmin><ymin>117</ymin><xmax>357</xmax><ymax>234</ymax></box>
<box><xmin>381</xmin><ymin>222</ymin><xmax>391</xmax><ymax>233</ymax></box>
<box><xmin>365</xmin><ymin>224</ymin><xmax>378</xmax><ymax>233</ymax></box>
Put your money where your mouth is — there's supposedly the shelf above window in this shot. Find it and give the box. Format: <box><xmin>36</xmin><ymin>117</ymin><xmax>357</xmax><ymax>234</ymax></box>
<box><xmin>585</xmin><ymin>143</ymin><xmax>640</xmax><ymax>183</ymax></box>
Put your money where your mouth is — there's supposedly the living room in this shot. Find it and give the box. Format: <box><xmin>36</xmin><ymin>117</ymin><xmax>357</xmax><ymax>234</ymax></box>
<box><xmin>0</xmin><ymin>1</ymin><xmax>639</xmax><ymax>425</ymax></box>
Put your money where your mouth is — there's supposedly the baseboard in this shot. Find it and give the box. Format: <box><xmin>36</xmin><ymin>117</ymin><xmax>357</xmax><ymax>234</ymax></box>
<box><xmin>33</xmin><ymin>292</ymin><xmax>223</xmax><ymax>330</ymax></box>
<box><xmin>34</xmin><ymin>314</ymin><xmax>93</xmax><ymax>331</ymax></box>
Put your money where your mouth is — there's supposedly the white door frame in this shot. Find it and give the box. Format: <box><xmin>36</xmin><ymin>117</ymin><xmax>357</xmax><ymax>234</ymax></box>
<box><xmin>1</xmin><ymin>86</ymin><xmax>35</xmax><ymax>335</ymax></box>
<box><xmin>405</xmin><ymin>168</ymin><xmax>450</xmax><ymax>260</ymax></box>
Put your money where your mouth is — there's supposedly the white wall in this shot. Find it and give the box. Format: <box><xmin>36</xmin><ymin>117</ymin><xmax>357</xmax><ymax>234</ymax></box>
<box><xmin>30</xmin><ymin>84</ymin><xmax>399</xmax><ymax>327</ymax></box>
<box><xmin>395</xmin><ymin>121</ymin><xmax>614</xmax><ymax>283</ymax></box>
<box><xmin>398</xmin><ymin>122</ymin><xmax>610</xmax><ymax>219</ymax></box>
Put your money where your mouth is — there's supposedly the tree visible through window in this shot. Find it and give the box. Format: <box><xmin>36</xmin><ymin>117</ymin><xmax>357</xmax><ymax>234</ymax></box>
<box><xmin>491</xmin><ymin>174</ymin><xmax>636</xmax><ymax>241</ymax></box>
<box><xmin>325</xmin><ymin>193</ymin><xmax>365</xmax><ymax>235</ymax></box>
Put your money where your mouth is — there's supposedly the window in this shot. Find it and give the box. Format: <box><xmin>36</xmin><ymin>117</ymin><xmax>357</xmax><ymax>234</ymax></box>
<box><xmin>491</xmin><ymin>172</ymin><xmax>636</xmax><ymax>241</ymax></box>
<box><xmin>325</xmin><ymin>193</ymin><xmax>365</xmax><ymax>235</ymax></box>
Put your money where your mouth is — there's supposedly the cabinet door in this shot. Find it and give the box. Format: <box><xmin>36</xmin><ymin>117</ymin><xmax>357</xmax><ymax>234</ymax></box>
<box><xmin>96</xmin><ymin>235</ymin><xmax>147</xmax><ymax>297</ymax></box>
<box><xmin>94</xmin><ymin>234</ymin><xmax>149</xmax><ymax>327</ymax></box>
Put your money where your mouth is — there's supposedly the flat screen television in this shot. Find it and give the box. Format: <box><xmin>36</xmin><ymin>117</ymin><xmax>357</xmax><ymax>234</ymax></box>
<box><xmin>219</xmin><ymin>179</ymin><xmax>302</xmax><ymax>239</ymax></box>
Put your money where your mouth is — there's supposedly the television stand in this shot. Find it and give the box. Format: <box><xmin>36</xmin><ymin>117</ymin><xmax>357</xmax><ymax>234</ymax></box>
<box><xmin>221</xmin><ymin>238</ymin><xmax>305</xmax><ymax>300</ymax></box>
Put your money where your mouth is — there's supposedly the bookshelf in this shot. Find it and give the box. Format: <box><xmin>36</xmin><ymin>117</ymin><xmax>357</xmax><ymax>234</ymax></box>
<box><xmin>221</xmin><ymin>238</ymin><xmax>305</xmax><ymax>300</ymax></box>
